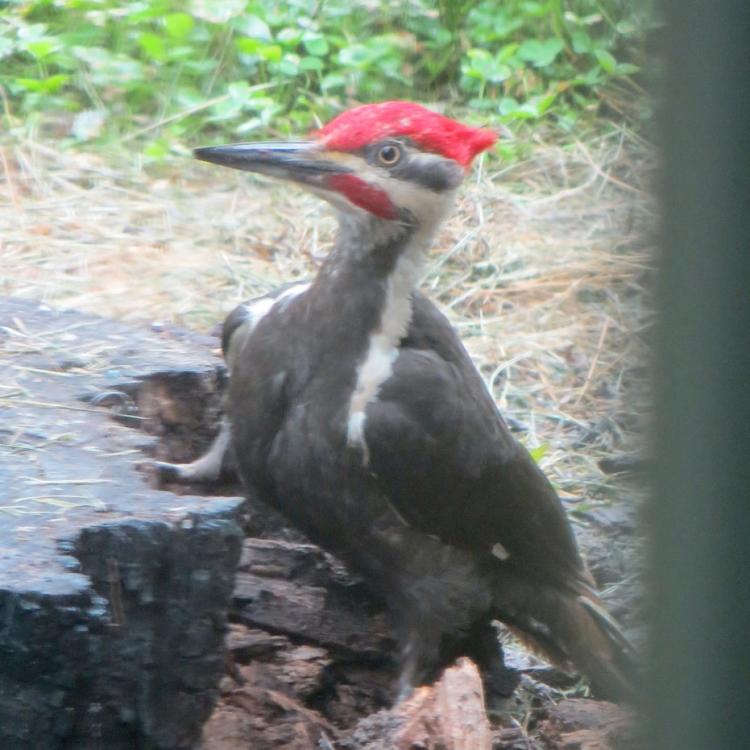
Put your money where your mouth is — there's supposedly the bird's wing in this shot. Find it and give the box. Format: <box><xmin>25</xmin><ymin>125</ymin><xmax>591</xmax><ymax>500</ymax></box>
<box><xmin>364</xmin><ymin>293</ymin><xmax>587</xmax><ymax>590</ymax></box>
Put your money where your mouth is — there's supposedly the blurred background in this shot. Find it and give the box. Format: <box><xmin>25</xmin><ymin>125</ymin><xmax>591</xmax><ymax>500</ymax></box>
<box><xmin>0</xmin><ymin>0</ymin><xmax>654</xmax><ymax>155</ymax></box>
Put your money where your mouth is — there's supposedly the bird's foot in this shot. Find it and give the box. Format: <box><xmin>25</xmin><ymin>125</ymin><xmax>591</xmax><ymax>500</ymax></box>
<box><xmin>152</xmin><ymin>418</ymin><xmax>233</xmax><ymax>484</ymax></box>
<box><xmin>152</xmin><ymin>460</ymin><xmax>206</xmax><ymax>483</ymax></box>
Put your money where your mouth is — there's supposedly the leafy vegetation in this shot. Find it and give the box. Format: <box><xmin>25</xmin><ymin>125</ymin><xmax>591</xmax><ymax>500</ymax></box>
<box><xmin>0</xmin><ymin>0</ymin><xmax>653</xmax><ymax>156</ymax></box>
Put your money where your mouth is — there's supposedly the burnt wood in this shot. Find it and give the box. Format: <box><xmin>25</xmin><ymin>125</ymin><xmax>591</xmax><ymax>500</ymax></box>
<box><xmin>0</xmin><ymin>297</ymin><xmax>243</xmax><ymax>750</ymax></box>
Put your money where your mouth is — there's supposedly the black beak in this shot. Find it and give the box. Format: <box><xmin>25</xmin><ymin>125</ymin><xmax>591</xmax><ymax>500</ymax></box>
<box><xmin>193</xmin><ymin>141</ymin><xmax>352</xmax><ymax>187</ymax></box>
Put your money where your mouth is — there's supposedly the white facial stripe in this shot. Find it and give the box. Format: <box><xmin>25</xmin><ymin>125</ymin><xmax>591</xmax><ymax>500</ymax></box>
<box><xmin>337</xmin><ymin>170</ymin><xmax>457</xmax><ymax>228</ymax></box>
<box><xmin>370</xmin><ymin>166</ymin><xmax>457</xmax><ymax>227</ymax></box>
<box><xmin>321</xmin><ymin>152</ymin><xmax>458</xmax><ymax>226</ymax></box>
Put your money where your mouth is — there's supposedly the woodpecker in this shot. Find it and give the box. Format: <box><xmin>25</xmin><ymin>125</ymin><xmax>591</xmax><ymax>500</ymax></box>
<box><xmin>184</xmin><ymin>101</ymin><xmax>637</xmax><ymax>702</ymax></box>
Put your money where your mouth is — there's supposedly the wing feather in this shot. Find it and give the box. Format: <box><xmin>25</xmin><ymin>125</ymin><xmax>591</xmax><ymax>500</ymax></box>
<box><xmin>365</xmin><ymin>293</ymin><xmax>586</xmax><ymax>589</ymax></box>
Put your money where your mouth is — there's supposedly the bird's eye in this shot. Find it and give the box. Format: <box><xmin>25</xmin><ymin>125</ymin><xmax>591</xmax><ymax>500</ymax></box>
<box><xmin>377</xmin><ymin>144</ymin><xmax>402</xmax><ymax>167</ymax></box>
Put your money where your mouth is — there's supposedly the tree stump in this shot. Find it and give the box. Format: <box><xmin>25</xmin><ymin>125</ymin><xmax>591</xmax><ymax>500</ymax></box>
<box><xmin>0</xmin><ymin>297</ymin><xmax>243</xmax><ymax>749</ymax></box>
<box><xmin>1</xmin><ymin>296</ymin><xmax>641</xmax><ymax>749</ymax></box>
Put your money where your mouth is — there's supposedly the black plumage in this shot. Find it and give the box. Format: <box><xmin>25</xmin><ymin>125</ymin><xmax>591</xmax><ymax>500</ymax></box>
<box><xmin>172</xmin><ymin>102</ymin><xmax>638</xmax><ymax>702</ymax></box>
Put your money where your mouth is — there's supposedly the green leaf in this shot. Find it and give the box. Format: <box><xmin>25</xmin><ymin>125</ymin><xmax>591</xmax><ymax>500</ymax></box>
<box><xmin>164</xmin><ymin>13</ymin><xmax>194</xmax><ymax>40</ymax></box>
<box><xmin>138</xmin><ymin>32</ymin><xmax>166</xmax><ymax>62</ymax></box>
<box><xmin>72</xmin><ymin>46</ymin><xmax>145</xmax><ymax>87</ymax></box>
<box><xmin>22</xmin><ymin>38</ymin><xmax>58</xmax><ymax>60</ymax></box>
<box><xmin>520</xmin><ymin>1</ymin><xmax>546</xmax><ymax>18</ymax></box>
<box><xmin>209</xmin><ymin>97</ymin><xmax>244</xmax><ymax>121</ymax></box>
<box><xmin>498</xmin><ymin>97</ymin><xmax>520</xmax><ymax>115</ymax></box>
<box><xmin>493</xmin><ymin>15</ymin><xmax>524</xmax><ymax>38</ymax></box>
<box><xmin>497</xmin><ymin>42</ymin><xmax>520</xmax><ymax>63</ymax></box>
<box><xmin>277</xmin><ymin>27</ymin><xmax>303</xmax><ymax>45</ymax></box>
<box><xmin>259</xmin><ymin>44</ymin><xmax>283</xmax><ymax>63</ymax></box>
<box><xmin>299</xmin><ymin>55</ymin><xmax>324</xmax><ymax>72</ymax></box>
<box><xmin>464</xmin><ymin>48</ymin><xmax>511</xmax><ymax>83</ymax></box>
<box><xmin>517</xmin><ymin>38</ymin><xmax>564</xmax><ymax>67</ymax></box>
<box><xmin>321</xmin><ymin>71</ymin><xmax>346</xmax><ymax>92</ymax></box>
<box><xmin>236</xmin><ymin>38</ymin><xmax>282</xmax><ymax>62</ymax></box>
<box><xmin>570</xmin><ymin>29</ymin><xmax>592</xmax><ymax>54</ymax></box>
<box><xmin>499</xmin><ymin>96</ymin><xmax>542</xmax><ymax>120</ymax></box>
<box><xmin>303</xmin><ymin>35</ymin><xmax>328</xmax><ymax>57</ymax></box>
<box><xmin>594</xmin><ymin>48</ymin><xmax>617</xmax><ymax>74</ymax></box>
<box><xmin>233</xmin><ymin>14</ymin><xmax>272</xmax><ymax>42</ymax></box>
<box><xmin>144</xmin><ymin>140</ymin><xmax>170</xmax><ymax>160</ymax></box>
<box><xmin>276</xmin><ymin>53</ymin><xmax>300</xmax><ymax>77</ymax></box>
<box><xmin>14</xmin><ymin>74</ymin><xmax>70</xmax><ymax>94</ymax></box>
<box><xmin>236</xmin><ymin>37</ymin><xmax>261</xmax><ymax>54</ymax></box>
<box><xmin>122</xmin><ymin>2</ymin><xmax>171</xmax><ymax>23</ymax></box>
<box><xmin>535</xmin><ymin>92</ymin><xmax>557</xmax><ymax>114</ymax></box>
<box><xmin>615</xmin><ymin>62</ymin><xmax>639</xmax><ymax>76</ymax></box>
<box><xmin>529</xmin><ymin>444</ymin><xmax>549</xmax><ymax>463</ymax></box>
<box><xmin>432</xmin><ymin>28</ymin><xmax>452</xmax><ymax>46</ymax></box>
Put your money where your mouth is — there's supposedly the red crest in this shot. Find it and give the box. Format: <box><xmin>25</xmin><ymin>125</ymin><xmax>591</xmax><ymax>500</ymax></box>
<box><xmin>315</xmin><ymin>101</ymin><xmax>497</xmax><ymax>167</ymax></box>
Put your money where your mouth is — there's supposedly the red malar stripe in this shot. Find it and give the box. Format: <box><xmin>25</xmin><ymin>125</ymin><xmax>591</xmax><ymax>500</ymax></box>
<box><xmin>326</xmin><ymin>173</ymin><xmax>398</xmax><ymax>220</ymax></box>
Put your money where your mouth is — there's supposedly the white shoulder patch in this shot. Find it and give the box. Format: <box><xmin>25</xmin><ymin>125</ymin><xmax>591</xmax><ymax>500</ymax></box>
<box><xmin>246</xmin><ymin>282</ymin><xmax>311</xmax><ymax>332</ymax></box>
<box><xmin>491</xmin><ymin>542</ymin><xmax>511</xmax><ymax>561</ymax></box>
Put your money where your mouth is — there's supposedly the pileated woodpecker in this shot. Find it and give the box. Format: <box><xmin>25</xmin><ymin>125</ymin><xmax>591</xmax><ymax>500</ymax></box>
<box><xmin>182</xmin><ymin>101</ymin><xmax>636</xmax><ymax>701</ymax></box>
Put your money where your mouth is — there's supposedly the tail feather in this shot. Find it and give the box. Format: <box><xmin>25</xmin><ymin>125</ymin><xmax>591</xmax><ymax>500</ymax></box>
<box><xmin>556</xmin><ymin>591</ymin><xmax>638</xmax><ymax>702</ymax></box>
<box><xmin>492</xmin><ymin>573</ymin><xmax>638</xmax><ymax>703</ymax></box>
<box><xmin>577</xmin><ymin>594</ymin><xmax>638</xmax><ymax>662</ymax></box>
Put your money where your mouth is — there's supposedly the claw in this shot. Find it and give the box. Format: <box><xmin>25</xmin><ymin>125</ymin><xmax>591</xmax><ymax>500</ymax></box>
<box><xmin>90</xmin><ymin>390</ymin><xmax>133</xmax><ymax>408</ymax></box>
<box><xmin>152</xmin><ymin>461</ymin><xmax>193</xmax><ymax>482</ymax></box>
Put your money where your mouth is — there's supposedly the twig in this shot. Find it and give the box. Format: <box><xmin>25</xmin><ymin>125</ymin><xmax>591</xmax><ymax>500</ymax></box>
<box><xmin>575</xmin><ymin>318</ymin><xmax>611</xmax><ymax>406</ymax></box>
<box><xmin>23</xmin><ymin>477</ymin><xmax>115</xmax><ymax>486</ymax></box>
<box><xmin>1</xmin><ymin>398</ymin><xmax>119</xmax><ymax>414</ymax></box>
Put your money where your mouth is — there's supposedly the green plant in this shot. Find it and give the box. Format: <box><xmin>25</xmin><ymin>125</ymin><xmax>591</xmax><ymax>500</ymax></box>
<box><xmin>459</xmin><ymin>0</ymin><xmax>650</xmax><ymax>129</ymax></box>
<box><xmin>0</xmin><ymin>0</ymin><xmax>653</xmax><ymax>154</ymax></box>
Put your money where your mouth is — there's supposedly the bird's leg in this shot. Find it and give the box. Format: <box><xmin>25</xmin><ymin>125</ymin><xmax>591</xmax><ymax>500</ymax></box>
<box><xmin>153</xmin><ymin>417</ymin><xmax>234</xmax><ymax>483</ymax></box>
<box><xmin>382</xmin><ymin>538</ymin><xmax>495</xmax><ymax>704</ymax></box>
<box><xmin>395</xmin><ymin>617</ymin><xmax>515</xmax><ymax>706</ymax></box>
<box><xmin>463</xmin><ymin>620</ymin><xmax>520</xmax><ymax>710</ymax></box>
<box><xmin>395</xmin><ymin>635</ymin><xmax>420</xmax><ymax>703</ymax></box>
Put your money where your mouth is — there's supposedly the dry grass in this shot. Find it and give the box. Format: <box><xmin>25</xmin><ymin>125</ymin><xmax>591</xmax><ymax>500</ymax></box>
<box><xmin>0</xmin><ymin>128</ymin><xmax>655</xmax><ymax>514</ymax></box>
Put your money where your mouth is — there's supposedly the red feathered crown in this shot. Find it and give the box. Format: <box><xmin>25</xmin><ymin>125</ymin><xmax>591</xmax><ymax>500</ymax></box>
<box><xmin>314</xmin><ymin>101</ymin><xmax>497</xmax><ymax>168</ymax></box>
